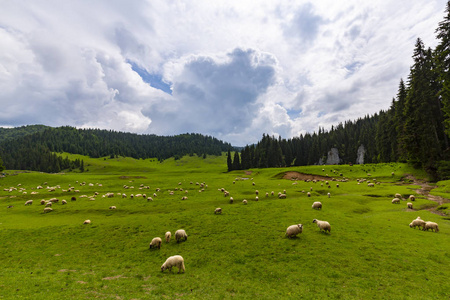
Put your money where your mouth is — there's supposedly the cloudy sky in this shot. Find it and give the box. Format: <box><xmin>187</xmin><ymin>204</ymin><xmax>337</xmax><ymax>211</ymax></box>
<box><xmin>0</xmin><ymin>1</ymin><xmax>447</xmax><ymax>146</ymax></box>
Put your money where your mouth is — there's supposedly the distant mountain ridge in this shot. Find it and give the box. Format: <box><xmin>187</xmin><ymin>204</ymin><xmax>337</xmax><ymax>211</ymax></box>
<box><xmin>0</xmin><ymin>126</ymin><xmax>233</xmax><ymax>172</ymax></box>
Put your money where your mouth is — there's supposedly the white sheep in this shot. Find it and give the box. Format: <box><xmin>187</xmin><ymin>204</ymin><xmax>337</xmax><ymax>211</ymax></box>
<box><xmin>313</xmin><ymin>219</ymin><xmax>331</xmax><ymax>233</ymax></box>
<box><xmin>409</xmin><ymin>219</ymin><xmax>426</xmax><ymax>229</ymax></box>
<box><xmin>285</xmin><ymin>224</ymin><xmax>303</xmax><ymax>238</ymax></box>
<box><xmin>24</xmin><ymin>200</ymin><xmax>33</xmax><ymax>206</ymax></box>
<box><xmin>327</xmin><ymin>193</ymin><xmax>331</xmax><ymax>198</ymax></box>
<box><xmin>40</xmin><ymin>199</ymin><xmax>46</xmax><ymax>205</ymax></box>
<box><xmin>255</xmin><ymin>190</ymin><xmax>259</xmax><ymax>195</ymax></box>
<box><xmin>61</xmin><ymin>200</ymin><xmax>67</xmax><ymax>205</ymax></box>
<box><xmin>165</xmin><ymin>231</ymin><xmax>171</xmax><ymax>243</ymax></box>
<box><xmin>229</xmin><ymin>197</ymin><xmax>234</xmax><ymax>204</ymax></box>
<box><xmin>423</xmin><ymin>222</ymin><xmax>439</xmax><ymax>232</ymax></box>
<box><xmin>408</xmin><ymin>195</ymin><xmax>416</xmax><ymax>201</ymax></box>
<box><xmin>149</xmin><ymin>237</ymin><xmax>162</xmax><ymax>249</ymax></box>
<box><xmin>367</xmin><ymin>183</ymin><xmax>374</xmax><ymax>187</ymax></box>
<box><xmin>255</xmin><ymin>196</ymin><xmax>259</xmax><ymax>201</ymax></box>
<box><xmin>278</xmin><ymin>194</ymin><xmax>286</xmax><ymax>199</ymax></box>
<box><xmin>43</xmin><ymin>207</ymin><xmax>53</xmax><ymax>213</ymax></box>
<box><xmin>312</xmin><ymin>202</ymin><xmax>322</xmax><ymax>210</ymax></box>
<box><xmin>214</xmin><ymin>208</ymin><xmax>222</xmax><ymax>214</ymax></box>
<box><xmin>242</xmin><ymin>199</ymin><xmax>248</xmax><ymax>205</ymax></box>
<box><xmin>175</xmin><ymin>229</ymin><xmax>188</xmax><ymax>243</ymax></box>
<box><xmin>407</xmin><ymin>203</ymin><xmax>413</xmax><ymax>209</ymax></box>
<box><xmin>161</xmin><ymin>255</ymin><xmax>185</xmax><ymax>273</ymax></box>
<box><xmin>392</xmin><ymin>198</ymin><xmax>400</xmax><ymax>204</ymax></box>
<box><xmin>395</xmin><ymin>193</ymin><xmax>402</xmax><ymax>199</ymax></box>
<box><xmin>45</xmin><ymin>202</ymin><xmax>52</xmax><ymax>207</ymax></box>
<box><xmin>109</xmin><ymin>206</ymin><xmax>116</xmax><ymax>210</ymax></box>
<box><xmin>83</xmin><ymin>220</ymin><xmax>91</xmax><ymax>224</ymax></box>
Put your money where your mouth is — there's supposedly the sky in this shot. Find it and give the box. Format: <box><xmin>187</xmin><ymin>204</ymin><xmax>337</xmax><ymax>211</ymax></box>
<box><xmin>0</xmin><ymin>0</ymin><xmax>447</xmax><ymax>146</ymax></box>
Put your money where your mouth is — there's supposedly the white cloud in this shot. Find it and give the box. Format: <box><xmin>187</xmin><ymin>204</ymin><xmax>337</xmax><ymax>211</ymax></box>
<box><xmin>0</xmin><ymin>0</ymin><xmax>447</xmax><ymax>146</ymax></box>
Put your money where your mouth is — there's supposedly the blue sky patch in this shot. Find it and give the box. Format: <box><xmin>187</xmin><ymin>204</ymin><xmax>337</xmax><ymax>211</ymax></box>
<box><xmin>128</xmin><ymin>61</ymin><xmax>172</xmax><ymax>95</ymax></box>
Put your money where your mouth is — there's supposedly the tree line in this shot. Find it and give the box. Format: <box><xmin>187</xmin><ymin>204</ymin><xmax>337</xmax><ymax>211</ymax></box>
<box><xmin>0</xmin><ymin>126</ymin><xmax>231</xmax><ymax>172</ymax></box>
<box><xmin>228</xmin><ymin>2</ymin><xmax>450</xmax><ymax>180</ymax></box>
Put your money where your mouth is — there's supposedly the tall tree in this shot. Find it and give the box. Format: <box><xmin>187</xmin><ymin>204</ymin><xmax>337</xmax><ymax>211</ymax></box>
<box><xmin>227</xmin><ymin>150</ymin><xmax>233</xmax><ymax>172</ymax></box>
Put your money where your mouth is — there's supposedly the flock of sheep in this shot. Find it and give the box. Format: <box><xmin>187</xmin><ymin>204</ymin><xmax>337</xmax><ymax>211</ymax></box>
<box><xmin>3</xmin><ymin>169</ymin><xmax>442</xmax><ymax>275</ymax></box>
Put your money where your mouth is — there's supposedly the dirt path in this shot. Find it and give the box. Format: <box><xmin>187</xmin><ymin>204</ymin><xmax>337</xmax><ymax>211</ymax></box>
<box><xmin>404</xmin><ymin>174</ymin><xmax>449</xmax><ymax>215</ymax></box>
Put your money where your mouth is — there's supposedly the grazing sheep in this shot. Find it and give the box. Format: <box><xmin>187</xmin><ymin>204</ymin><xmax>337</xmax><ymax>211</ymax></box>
<box><xmin>43</xmin><ymin>207</ymin><xmax>53</xmax><ymax>213</ymax></box>
<box><xmin>407</xmin><ymin>203</ymin><xmax>413</xmax><ymax>209</ymax></box>
<box><xmin>255</xmin><ymin>190</ymin><xmax>259</xmax><ymax>195</ymax></box>
<box><xmin>336</xmin><ymin>184</ymin><xmax>339</xmax><ymax>188</ymax></box>
<box><xmin>327</xmin><ymin>193</ymin><xmax>331</xmax><ymax>198</ymax></box>
<box><xmin>242</xmin><ymin>199</ymin><xmax>248</xmax><ymax>205</ymax></box>
<box><xmin>409</xmin><ymin>195</ymin><xmax>415</xmax><ymax>201</ymax></box>
<box><xmin>147</xmin><ymin>197</ymin><xmax>153</xmax><ymax>201</ymax></box>
<box><xmin>71</xmin><ymin>196</ymin><xmax>76</xmax><ymax>201</ymax></box>
<box><xmin>312</xmin><ymin>201</ymin><xmax>322</xmax><ymax>210</ymax></box>
<box><xmin>175</xmin><ymin>229</ymin><xmax>188</xmax><ymax>243</ymax></box>
<box><xmin>83</xmin><ymin>220</ymin><xmax>91</xmax><ymax>224</ymax></box>
<box><xmin>40</xmin><ymin>199</ymin><xmax>46</xmax><ymax>205</ymax></box>
<box><xmin>313</xmin><ymin>219</ymin><xmax>331</xmax><ymax>233</ymax></box>
<box><xmin>271</xmin><ymin>191</ymin><xmax>274</xmax><ymax>196</ymax></box>
<box><xmin>214</xmin><ymin>208</ymin><xmax>222</xmax><ymax>214</ymax></box>
<box><xmin>229</xmin><ymin>197</ymin><xmax>234</xmax><ymax>204</ymax></box>
<box><xmin>285</xmin><ymin>224</ymin><xmax>303</xmax><ymax>238</ymax></box>
<box><xmin>255</xmin><ymin>196</ymin><xmax>259</xmax><ymax>201</ymax></box>
<box><xmin>395</xmin><ymin>193</ymin><xmax>402</xmax><ymax>199</ymax></box>
<box><xmin>307</xmin><ymin>192</ymin><xmax>311</xmax><ymax>197</ymax></box>
<box><xmin>392</xmin><ymin>198</ymin><xmax>400</xmax><ymax>204</ymax></box>
<box><xmin>367</xmin><ymin>183</ymin><xmax>374</xmax><ymax>187</ymax></box>
<box><xmin>45</xmin><ymin>202</ymin><xmax>52</xmax><ymax>207</ymax></box>
<box><xmin>423</xmin><ymin>222</ymin><xmax>439</xmax><ymax>232</ymax></box>
<box><xmin>161</xmin><ymin>255</ymin><xmax>185</xmax><ymax>273</ymax></box>
<box><xmin>61</xmin><ymin>200</ymin><xmax>67</xmax><ymax>205</ymax></box>
<box><xmin>24</xmin><ymin>200</ymin><xmax>33</xmax><ymax>206</ymax></box>
<box><xmin>165</xmin><ymin>231</ymin><xmax>171</xmax><ymax>243</ymax></box>
<box><xmin>278</xmin><ymin>194</ymin><xmax>286</xmax><ymax>199</ymax></box>
<box><xmin>265</xmin><ymin>192</ymin><xmax>269</xmax><ymax>197</ymax></box>
<box><xmin>109</xmin><ymin>206</ymin><xmax>116</xmax><ymax>210</ymax></box>
<box><xmin>149</xmin><ymin>237</ymin><xmax>162</xmax><ymax>249</ymax></box>
<box><xmin>409</xmin><ymin>218</ymin><xmax>426</xmax><ymax>229</ymax></box>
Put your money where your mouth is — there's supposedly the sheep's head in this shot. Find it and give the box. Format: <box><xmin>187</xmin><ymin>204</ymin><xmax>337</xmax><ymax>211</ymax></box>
<box><xmin>312</xmin><ymin>219</ymin><xmax>317</xmax><ymax>223</ymax></box>
<box><xmin>409</xmin><ymin>223</ymin><xmax>413</xmax><ymax>228</ymax></box>
<box><xmin>161</xmin><ymin>265</ymin><xmax>166</xmax><ymax>272</ymax></box>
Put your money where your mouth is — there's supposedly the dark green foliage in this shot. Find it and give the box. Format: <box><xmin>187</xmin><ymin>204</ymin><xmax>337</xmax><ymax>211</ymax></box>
<box><xmin>0</xmin><ymin>124</ymin><xmax>49</xmax><ymax>143</ymax></box>
<box><xmin>0</xmin><ymin>126</ymin><xmax>232</xmax><ymax>172</ymax></box>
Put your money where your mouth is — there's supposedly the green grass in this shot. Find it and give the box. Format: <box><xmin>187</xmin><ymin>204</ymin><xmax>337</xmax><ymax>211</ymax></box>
<box><xmin>0</xmin><ymin>155</ymin><xmax>449</xmax><ymax>299</ymax></box>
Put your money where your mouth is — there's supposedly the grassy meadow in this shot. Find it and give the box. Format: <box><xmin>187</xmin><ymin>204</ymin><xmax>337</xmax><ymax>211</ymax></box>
<box><xmin>0</xmin><ymin>154</ymin><xmax>449</xmax><ymax>299</ymax></box>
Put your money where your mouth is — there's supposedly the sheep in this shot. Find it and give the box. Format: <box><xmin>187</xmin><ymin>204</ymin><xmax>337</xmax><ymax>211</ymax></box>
<box><xmin>109</xmin><ymin>206</ymin><xmax>116</xmax><ymax>210</ymax></box>
<box><xmin>147</xmin><ymin>197</ymin><xmax>153</xmax><ymax>201</ymax></box>
<box><xmin>312</xmin><ymin>201</ymin><xmax>322</xmax><ymax>210</ymax></box>
<box><xmin>407</xmin><ymin>202</ymin><xmax>413</xmax><ymax>209</ymax></box>
<box><xmin>214</xmin><ymin>208</ymin><xmax>222</xmax><ymax>214</ymax></box>
<box><xmin>49</xmin><ymin>198</ymin><xmax>59</xmax><ymax>203</ymax></box>
<box><xmin>313</xmin><ymin>219</ymin><xmax>331</xmax><ymax>233</ymax></box>
<box><xmin>71</xmin><ymin>196</ymin><xmax>76</xmax><ymax>201</ymax></box>
<box><xmin>271</xmin><ymin>191</ymin><xmax>274</xmax><ymax>196</ymax></box>
<box><xmin>409</xmin><ymin>219</ymin><xmax>426</xmax><ymax>229</ymax></box>
<box><xmin>40</xmin><ymin>199</ymin><xmax>46</xmax><ymax>205</ymax></box>
<box><xmin>285</xmin><ymin>224</ymin><xmax>303</xmax><ymax>238</ymax></box>
<box><xmin>255</xmin><ymin>196</ymin><xmax>259</xmax><ymax>201</ymax></box>
<box><xmin>165</xmin><ymin>231</ymin><xmax>171</xmax><ymax>243</ymax></box>
<box><xmin>392</xmin><ymin>198</ymin><xmax>400</xmax><ymax>204</ymax></box>
<box><xmin>149</xmin><ymin>237</ymin><xmax>162</xmax><ymax>249</ymax></box>
<box><xmin>255</xmin><ymin>190</ymin><xmax>259</xmax><ymax>195</ymax></box>
<box><xmin>409</xmin><ymin>195</ymin><xmax>415</xmax><ymax>201</ymax></box>
<box><xmin>395</xmin><ymin>193</ymin><xmax>402</xmax><ymax>199</ymax></box>
<box><xmin>161</xmin><ymin>255</ymin><xmax>185</xmax><ymax>273</ymax></box>
<box><xmin>83</xmin><ymin>220</ymin><xmax>91</xmax><ymax>224</ymax></box>
<box><xmin>242</xmin><ymin>199</ymin><xmax>248</xmax><ymax>205</ymax></box>
<box><xmin>423</xmin><ymin>222</ymin><xmax>439</xmax><ymax>232</ymax></box>
<box><xmin>45</xmin><ymin>202</ymin><xmax>52</xmax><ymax>207</ymax></box>
<box><xmin>307</xmin><ymin>192</ymin><xmax>311</xmax><ymax>197</ymax></box>
<box><xmin>367</xmin><ymin>183</ymin><xmax>374</xmax><ymax>187</ymax></box>
<box><xmin>24</xmin><ymin>200</ymin><xmax>33</xmax><ymax>206</ymax></box>
<box><xmin>61</xmin><ymin>200</ymin><xmax>67</xmax><ymax>205</ymax></box>
<box><xmin>43</xmin><ymin>207</ymin><xmax>53</xmax><ymax>213</ymax></box>
<box><xmin>327</xmin><ymin>192</ymin><xmax>331</xmax><ymax>198</ymax></box>
<box><xmin>336</xmin><ymin>184</ymin><xmax>339</xmax><ymax>188</ymax></box>
<box><xmin>265</xmin><ymin>192</ymin><xmax>269</xmax><ymax>197</ymax></box>
<box><xmin>175</xmin><ymin>229</ymin><xmax>188</xmax><ymax>243</ymax></box>
<box><xmin>229</xmin><ymin>197</ymin><xmax>234</xmax><ymax>204</ymax></box>
<box><xmin>278</xmin><ymin>194</ymin><xmax>286</xmax><ymax>199</ymax></box>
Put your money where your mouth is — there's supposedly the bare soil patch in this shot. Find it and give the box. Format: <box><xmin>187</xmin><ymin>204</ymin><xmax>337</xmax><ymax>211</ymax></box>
<box><xmin>283</xmin><ymin>171</ymin><xmax>331</xmax><ymax>181</ymax></box>
<box><xmin>404</xmin><ymin>174</ymin><xmax>449</xmax><ymax>216</ymax></box>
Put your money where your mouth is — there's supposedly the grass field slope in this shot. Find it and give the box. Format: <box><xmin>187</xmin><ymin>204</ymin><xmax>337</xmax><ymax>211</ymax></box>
<box><xmin>0</xmin><ymin>154</ymin><xmax>449</xmax><ymax>299</ymax></box>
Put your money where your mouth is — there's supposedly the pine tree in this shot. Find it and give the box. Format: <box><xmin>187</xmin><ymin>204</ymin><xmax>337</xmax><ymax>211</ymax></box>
<box><xmin>227</xmin><ymin>150</ymin><xmax>233</xmax><ymax>172</ymax></box>
<box><xmin>232</xmin><ymin>151</ymin><xmax>241</xmax><ymax>170</ymax></box>
<box><xmin>0</xmin><ymin>155</ymin><xmax>4</xmax><ymax>172</ymax></box>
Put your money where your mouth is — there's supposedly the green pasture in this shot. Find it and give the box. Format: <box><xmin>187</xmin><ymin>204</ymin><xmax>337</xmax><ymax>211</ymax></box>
<box><xmin>0</xmin><ymin>155</ymin><xmax>449</xmax><ymax>299</ymax></box>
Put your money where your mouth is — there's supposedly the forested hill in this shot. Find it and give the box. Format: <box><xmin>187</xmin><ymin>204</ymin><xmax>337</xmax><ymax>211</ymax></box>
<box><xmin>0</xmin><ymin>125</ymin><xmax>50</xmax><ymax>143</ymax></box>
<box><xmin>0</xmin><ymin>126</ymin><xmax>232</xmax><ymax>172</ymax></box>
